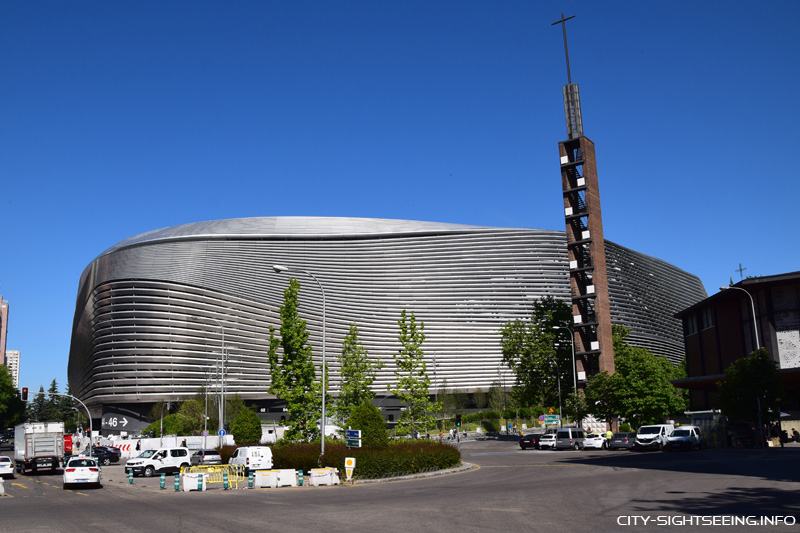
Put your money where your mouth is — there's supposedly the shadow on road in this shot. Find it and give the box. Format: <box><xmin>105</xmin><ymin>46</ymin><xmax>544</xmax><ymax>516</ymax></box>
<box><xmin>555</xmin><ymin>448</ymin><xmax>800</xmax><ymax>483</ymax></box>
<box><xmin>629</xmin><ymin>485</ymin><xmax>800</xmax><ymax>517</ymax></box>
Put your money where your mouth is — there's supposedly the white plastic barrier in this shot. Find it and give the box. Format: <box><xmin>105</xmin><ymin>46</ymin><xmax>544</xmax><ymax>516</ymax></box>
<box><xmin>309</xmin><ymin>467</ymin><xmax>340</xmax><ymax>486</ymax></box>
<box><xmin>254</xmin><ymin>470</ymin><xmax>278</xmax><ymax>488</ymax></box>
<box><xmin>276</xmin><ymin>469</ymin><xmax>298</xmax><ymax>487</ymax></box>
<box><xmin>182</xmin><ymin>473</ymin><xmax>207</xmax><ymax>492</ymax></box>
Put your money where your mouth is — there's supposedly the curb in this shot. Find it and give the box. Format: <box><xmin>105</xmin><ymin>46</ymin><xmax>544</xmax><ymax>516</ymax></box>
<box><xmin>353</xmin><ymin>462</ymin><xmax>477</xmax><ymax>485</ymax></box>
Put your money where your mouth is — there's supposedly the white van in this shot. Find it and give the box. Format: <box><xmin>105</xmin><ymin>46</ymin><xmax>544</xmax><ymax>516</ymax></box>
<box><xmin>124</xmin><ymin>447</ymin><xmax>191</xmax><ymax>477</ymax></box>
<box><xmin>634</xmin><ymin>424</ymin><xmax>675</xmax><ymax>451</ymax></box>
<box><xmin>228</xmin><ymin>446</ymin><xmax>273</xmax><ymax>474</ymax></box>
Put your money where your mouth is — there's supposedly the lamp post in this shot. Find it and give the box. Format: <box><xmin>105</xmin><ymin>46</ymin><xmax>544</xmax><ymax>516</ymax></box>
<box><xmin>719</xmin><ymin>286</ymin><xmax>760</xmax><ymax>349</ymax></box>
<box><xmin>273</xmin><ymin>265</ymin><xmax>327</xmax><ymax>462</ymax></box>
<box><xmin>553</xmin><ymin>325</ymin><xmax>577</xmax><ymax>397</ymax></box>
<box><xmin>191</xmin><ymin>316</ymin><xmax>227</xmax><ymax>434</ymax></box>
<box><xmin>497</xmin><ymin>366</ymin><xmax>508</xmax><ymax>434</ymax></box>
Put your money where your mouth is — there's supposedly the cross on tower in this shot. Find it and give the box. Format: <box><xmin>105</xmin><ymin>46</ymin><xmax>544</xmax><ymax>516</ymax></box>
<box><xmin>552</xmin><ymin>12</ymin><xmax>576</xmax><ymax>84</ymax></box>
<box><xmin>736</xmin><ymin>263</ymin><xmax>747</xmax><ymax>280</ymax></box>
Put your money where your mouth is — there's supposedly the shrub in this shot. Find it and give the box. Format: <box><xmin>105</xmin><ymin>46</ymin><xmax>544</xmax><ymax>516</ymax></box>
<box><xmin>272</xmin><ymin>441</ymin><xmax>461</xmax><ymax>479</ymax></box>
<box><xmin>346</xmin><ymin>401</ymin><xmax>389</xmax><ymax>448</ymax></box>
<box><xmin>620</xmin><ymin>423</ymin><xmax>631</xmax><ymax>432</ymax></box>
<box><xmin>231</xmin><ymin>407</ymin><xmax>262</xmax><ymax>444</ymax></box>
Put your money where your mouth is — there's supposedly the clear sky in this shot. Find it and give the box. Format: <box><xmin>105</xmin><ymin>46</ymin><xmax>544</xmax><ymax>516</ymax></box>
<box><xmin>2</xmin><ymin>1</ymin><xmax>798</xmax><ymax>393</ymax></box>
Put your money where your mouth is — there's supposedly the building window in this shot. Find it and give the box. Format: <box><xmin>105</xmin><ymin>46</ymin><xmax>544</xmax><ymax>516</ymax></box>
<box><xmin>684</xmin><ymin>313</ymin><xmax>697</xmax><ymax>335</ymax></box>
<box><xmin>700</xmin><ymin>307</ymin><xmax>715</xmax><ymax>330</ymax></box>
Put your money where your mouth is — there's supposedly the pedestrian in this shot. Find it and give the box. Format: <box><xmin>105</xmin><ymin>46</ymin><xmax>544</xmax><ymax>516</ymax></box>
<box><xmin>180</xmin><ymin>438</ymin><xmax>187</xmax><ymax>447</ymax></box>
<box><xmin>136</xmin><ymin>440</ymin><xmax>141</xmax><ymax>451</ymax></box>
<box><xmin>606</xmin><ymin>429</ymin><xmax>613</xmax><ymax>441</ymax></box>
<box><xmin>792</xmin><ymin>428</ymin><xmax>800</xmax><ymax>443</ymax></box>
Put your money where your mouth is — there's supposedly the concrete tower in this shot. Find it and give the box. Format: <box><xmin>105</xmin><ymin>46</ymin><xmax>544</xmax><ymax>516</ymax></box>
<box><xmin>553</xmin><ymin>14</ymin><xmax>615</xmax><ymax>380</ymax></box>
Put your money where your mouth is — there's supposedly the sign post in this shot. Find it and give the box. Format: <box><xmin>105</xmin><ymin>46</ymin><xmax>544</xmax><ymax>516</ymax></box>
<box><xmin>345</xmin><ymin>429</ymin><xmax>362</xmax><ymax>449</ymax></box>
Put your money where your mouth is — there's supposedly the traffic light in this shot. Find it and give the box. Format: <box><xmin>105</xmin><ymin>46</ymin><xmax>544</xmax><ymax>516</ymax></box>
<box><xmin>21</xmin><ymin>387</ymin><xmax>28</xmax><ymax>401</ymax></box>
<box><xmin>456</xmin><ymin>414</ymin><xmax>462</xmax><ymax>427</ymax></box>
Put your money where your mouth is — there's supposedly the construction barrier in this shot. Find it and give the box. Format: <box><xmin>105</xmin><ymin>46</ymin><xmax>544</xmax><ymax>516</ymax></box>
<box><xmin>182</xmin><ymin>472</ymin><xmax>206</xmax><ymax>492</ymax></box>
<box><xmin>276</xmin><ymin>469</ymin><xmax>298</xmax><ymax>487</ymax></box>
<box><xmin>254</xmin><ymin>470</ymin><xmax>278</xmax><ymax>488</ymax></box>
<box><xmin>309</xmin><ymin>467</ymin><xmax>340</xmax><ymax>486</ymax></box>
<box><xmin>181</xmin><ymin>464</ymin><xmax>246</xmax><ymax>489</ymax></box>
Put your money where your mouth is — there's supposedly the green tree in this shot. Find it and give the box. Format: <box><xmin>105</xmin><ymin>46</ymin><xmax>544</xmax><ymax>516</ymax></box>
<box><xmin>473</xmin><ymin>388</ymin><xmax>487</xmax><ymax>410</ymax></box>
<box><xmin>499</xmin><ymin>296</ymin><xmax>573</xmax><ymax>408</ymax></box>
<box><xmin>388</xmin><ymin>310</ymin><xmax>441</xmax><ymax>437</ymax></box>
<box><xmin>267</xmin><ymin>277</ymin><xmax>322</xmax><ymax>442</ymax></box>
<box><xmin>28</xmin><ymin>386</ymin><xmax>48</xmax><ymax>421</ymax></box>
<box><xmin>346</xmin><ymin>400</ymin><xmax>389</xmax><ymax>448</ymax></box>
<box><xmin>333</xmin><ymin>323</ymin><xmax>384</xmax><ymax>424</ymax></box>
<box><xmin>585</xmin><ymin>325</ymin><xmax>687</xmax><ymax>428</ymax></box>
<box><xmin>46</xmin><ymin>379</ymin><xmax>62</xmax><ymax>421</ymax></box>
<box><xmin>0</xmin><ymin>366</ymin><xmax>25</xmax><ymax>427</ymax></box>
<box><xmin>717</xmin><ymin>348</ymin><xmax>784</xmax><ymax>425</ymax></box>
<box><xmin>231</xmin><ymin>407</ymin><xmax>263</xmax><ymax>444</ymax></box>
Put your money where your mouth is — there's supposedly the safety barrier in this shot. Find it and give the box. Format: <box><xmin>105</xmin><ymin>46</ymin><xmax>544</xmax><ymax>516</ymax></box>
<box><xmin>180</xmin><ymin>464</ymin><xmax>246</xmax><ymax>489</ymax></box>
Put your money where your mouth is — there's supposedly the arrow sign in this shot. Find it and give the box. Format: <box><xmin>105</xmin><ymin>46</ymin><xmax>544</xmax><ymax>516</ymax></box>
<box><xmin>121</xmin><ymin>417</ymin><xmax>129</xmax><ymax>427</ymax></box>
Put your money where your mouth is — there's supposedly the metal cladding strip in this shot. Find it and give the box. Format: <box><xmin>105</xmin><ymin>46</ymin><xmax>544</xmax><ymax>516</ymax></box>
<box><xmin>67</xmin><ymin>217</ymin><xmax>706</xmax><ymax>407</ymax></box>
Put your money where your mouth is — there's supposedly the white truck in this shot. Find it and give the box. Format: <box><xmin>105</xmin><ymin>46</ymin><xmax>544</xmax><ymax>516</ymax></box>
<box><xmin>14</xmin><ymin>422</ymin><xmax>66</xmax><ymax>474</ymax></box>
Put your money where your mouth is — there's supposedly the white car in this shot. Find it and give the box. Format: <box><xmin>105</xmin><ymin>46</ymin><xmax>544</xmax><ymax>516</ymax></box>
<box><xmin>0</xmin><ymin>456</ymin><xmax>14</xmax><ymax>479</ymax></box>
<box><xmin>63</xmin><ymin>457</ymin><xmax>101</xmax><ymax>489</ymax></box>
<box><xmin>584</xmin><ymin>433</ymin><xmax>608</xmax><ymax>450</ymax></box>
<box><xmin>538</xmin><ymin>434</ymin><xmax>557</xmax><ymax>449</ymax></box>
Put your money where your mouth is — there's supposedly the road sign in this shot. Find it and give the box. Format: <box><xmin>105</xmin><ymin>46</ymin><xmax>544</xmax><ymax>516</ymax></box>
<box><xmin>218</xmin><ymin>429</ymin><xmax>226</xmax><ymax>436</ymax></box>
<box><xmin>345</xmin><ymin>429</ymin><xmax>362</xmax><ymax>439</ymax></box>
<box><xmin>202</xmin><ymin>430</ymin><xmax>209</xmax><ymax>436</ymax></box>
<box><xmin>345</xmin><ymin>457</ymin><xmax>356</xmax><ymax>481</ymax></box>
<box><xmin>345</xmin><ymin>438</ymin><xmax>361</xmax><ymax>448</ymax></box>
<box><xmin>544</xmin><ymin>415</ymin><xmax>560</xmax><ymax>423</ymax></box>
<box><xmin>538</xmin><ymin>415</ymin><xmax>545</xmax><ymax>422</ymax></box>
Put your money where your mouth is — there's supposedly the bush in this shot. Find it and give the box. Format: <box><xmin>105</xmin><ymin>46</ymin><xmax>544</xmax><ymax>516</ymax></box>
<box><xmin>346</xmin><ymin>401</ymin><xmax>389</xmax><ymax>448</ymax></box>
<box><xmin>231</xmin><ymin>407</ymin><xmax>262</xmax><ymax>444</ymax></box>
<box><xmin>620</xmin><ymin>423</ymin><xmax>631</xmax><ymax>432</ymax></box>
<box><xmin>272</xmin><ymin>441</ymin><xmax>461</xmax><ymax>479</ymax></box>
<box><xmin>481</xmin><ymin>420</ymin><xmax>499</xmax><ymax>433</ymax></box>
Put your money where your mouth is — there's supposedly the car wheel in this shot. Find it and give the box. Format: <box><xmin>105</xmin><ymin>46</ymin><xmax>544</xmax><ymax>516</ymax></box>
<box><xmin>143</xmin><ymin>466</ymin><xmax>155</xmax><ymax>477</ymax></box>
<box><xmin>602</xmin><ymin>442</ymin><xmax>607</xmax><ymax>450</ymax></box>
<box><xmin>181</xmin><ymin>463</ymin><xmax>190</xmax><ymax>472</ymax></box>
<box><xmin>63</xmin><ymin>483</ymin><xmax>69</xmax><ymax>490</ymax></box>
<box><xmin>102</xmin><ymin>458</ymin><xmax>111</xmax><ymax>466</ymax></box>
<box><xmin>573</xmin><ymin>443</ymin><xmax>580</xmax><ymax>451</ymax></box>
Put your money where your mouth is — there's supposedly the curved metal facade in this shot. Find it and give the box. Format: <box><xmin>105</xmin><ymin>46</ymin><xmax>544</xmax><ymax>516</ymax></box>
<box><xmin>68</xmin><ymin>217</ymin><xmax>706</xmax><ymax>408</ymax></box>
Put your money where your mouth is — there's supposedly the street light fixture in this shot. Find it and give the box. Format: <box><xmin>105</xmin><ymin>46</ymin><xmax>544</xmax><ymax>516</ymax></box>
<box><xmin>719</xmin><ymin>286</ymin><xmax>760</xmax><ymax>349</ymax></box>
<box><xmin>191</xmin><ymin>316</ymin><xmax>227</xmax><ymax>434</ymax></box>
<box><xmin>273</xmin><ymin>264</ymin><xmax>327</xmax><ymax>463</ymax></box>
<box><xmin>497</xmin><ymin>366</ymin><xmax>508</xmax><ymax>434</ymax></box>
<box><xmin>553</xmin><ymin>325</ymin><xmax>577</xmax><ymax>397</ymax></box>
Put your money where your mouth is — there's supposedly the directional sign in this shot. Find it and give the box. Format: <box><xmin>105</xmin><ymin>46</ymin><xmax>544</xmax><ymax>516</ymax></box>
<box><xmin>345</xmin><ymin>438</ymin><xmax>361</xmax><ymax>448</ymax></box>
<box><xmin>218</xmin><ymin>429</ymin><xmax>226</xmax><ymax>437</ymax></box>
<box><xmin>345</xmin><ymin>429</ymin><xmax>362</xmax><ymax>439</ymax></box>
<box><xmin>102</xmin><ymin>416</ymin><xmax>130</xmax><ymax>429</ymax></box>
<box><xmin>544</xmin><ymin>415</ymin><xmax>560</xmax><ymax>423</ymax></box>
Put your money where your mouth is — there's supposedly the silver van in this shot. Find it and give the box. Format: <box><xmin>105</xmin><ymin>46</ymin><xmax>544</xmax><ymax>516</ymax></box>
<box><xmin>555</xmin><ymin>428</ymin><xmax>586</xmax><ymax>450</ymax></box>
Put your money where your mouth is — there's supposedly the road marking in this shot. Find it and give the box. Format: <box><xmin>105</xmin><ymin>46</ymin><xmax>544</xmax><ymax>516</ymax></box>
<box><xmin>11</xmin><ymin>483</ymin><xmax>27</xmax><ymax>488</ymax></box>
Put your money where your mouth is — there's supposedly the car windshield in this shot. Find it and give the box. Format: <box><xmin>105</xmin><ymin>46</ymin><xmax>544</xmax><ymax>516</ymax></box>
<box><xmin>137</xmin><ymin>450</ymin><xmax>158</xmax><ymax>458</ymax></box>
<box><xmin>639</xmin><ymin>427</ymin><xmax>661</xmax><ymax>434</ymax></box>
<box><xmin>671</xmin><ymin>430</ymin><xmax>690</xmax><ymax>437</ymax></box>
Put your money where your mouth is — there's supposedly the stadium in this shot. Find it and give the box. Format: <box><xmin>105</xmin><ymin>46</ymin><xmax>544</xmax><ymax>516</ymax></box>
<box><xmin>67</xmin><ymin>216</ymin><xmax>706</xmax><ymax>427</ymax></box>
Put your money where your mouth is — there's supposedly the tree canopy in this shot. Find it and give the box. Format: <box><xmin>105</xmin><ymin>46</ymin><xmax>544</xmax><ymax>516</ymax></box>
<box><xmin>717</xmin><ymin>348</ymin><xmax>784</xmax><ymax>425</ymax></box>
<box><xmin>0</xmin><ymin>365</ymin><xmax>25</xmax><ymax>427</ymax></box>
<box><xmin>584</xmin><ymin>324</ymin><xmax>687</xmax><ymax>428</ymax></box>
<box><xmin>346</xmin><ymin>400</ymin><xmax>389</xmax><ymax>448</ymax></box>
<box><xmin>333</xmin><ymin>323</ymin><xmax>383</xmax><ymax>424</ymax></box>
<box><xmin>388</xmin><ymin>310</ymin><xmax>441</xmax><ymax>436</ymax></box>
<box><xmin>267</xmin><ymin>277</ymin><xmax>323</xmax><ymax>442</ymax></box>
<box><xmin>499</xmin><ymin>296</ymin><xmax>574</xmax><ymax>409</ymax></box>
<box><xmin>231</xmin><ymin>407</ymin><xmax>263</xmax><ymax>444</ymax></box>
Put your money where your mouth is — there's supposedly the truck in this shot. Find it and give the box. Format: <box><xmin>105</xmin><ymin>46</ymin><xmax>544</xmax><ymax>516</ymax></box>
<box><xmin>14</xmin><ymin>422</ymin><xmax>65</xmax><ymax>474</ymax></box>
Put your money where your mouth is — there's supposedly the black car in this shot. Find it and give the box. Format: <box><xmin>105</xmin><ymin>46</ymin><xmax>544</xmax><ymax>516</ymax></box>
<box><xmin>90</xmin><ymin>446</ymin><xmax>121</xmax><ymax>466</ymax></box>
<box><xmin>519</xmin><ymin>433</ymin><xmax>542</xmax><ymax>450</ymax></box>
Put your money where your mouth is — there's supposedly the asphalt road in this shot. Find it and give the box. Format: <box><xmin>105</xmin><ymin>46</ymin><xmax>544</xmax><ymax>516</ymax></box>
<box><xmin>1</xmin><ymin>439</ymin><xmax>799</xmax><ymax>532</ymax></box>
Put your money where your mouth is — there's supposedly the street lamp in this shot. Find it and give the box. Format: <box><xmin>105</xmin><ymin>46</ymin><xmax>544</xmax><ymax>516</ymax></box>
<box><xmin>549</xmin><ymin>358</ymin><xmax>563</xmax><ymax>428</ymax></box>
<box><xmin>553</xmin><ymin>325</ymin><xmax>577</xmax><ymax>397</ymax></box>
<box><xmin>719</xmin><ymin>286</ymin><xmax>760</xmax><ymax>349</ymax></box>
<box><xmin>497</xmin><ymin>366</ymin><xmax>508</xmax><ymax>434</ymax></box>
<box><xmin>273</xmin><ymin>264</ymin><xmax>327</xmax><ymax>463</ymax></box>
<box><xmin>191</xmin><ymin>316</ymin><xmax>227</xmax><ymax>434</ymax></box>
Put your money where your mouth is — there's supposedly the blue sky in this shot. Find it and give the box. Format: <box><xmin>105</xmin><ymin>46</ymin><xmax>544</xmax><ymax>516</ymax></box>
<box><xmin>2</xmin><ymin>1</ymin><xmax>798</xmax><ymax>393</ymax></box>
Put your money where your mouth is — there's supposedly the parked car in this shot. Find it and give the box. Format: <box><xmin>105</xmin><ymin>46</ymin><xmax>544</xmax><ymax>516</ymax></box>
<box><xmin>584</xmin><ymin>433</ymin><xmax>607</xmax><ymax>450</ymax></box>
<box><xmin>664</xmin><ymin>426</ymin><xmax>703</xmax><ymax>451</ymax></box>
<box><xmin>63</xmin><ymin>456</ymin><xmax>101</xmax><ymax>489</ymax></box>
<box><xmin>90</xmin><ymin>446</ymin><xmax>120</xmax><ymax>465</ymax></box>
<box><xmin>0</xmin><ymin>455</ymin><xmax>14</xmax><ymax>479</ymax></box>
<box><xmin>555</xmin><ymin>428</ymin><xmax>586</xmax><ymax>450</ymax></box>
<box><xmin>519</xmin><ymin>433</ymin><xmax>542</xmax><ymax>450</ymax></box>
<box><xmin>191</xmin><ymin>449</ymin><xmax>223</xmax><ymax>465</ymax></box>
<box><xmin>538</xmin><ymin>434</ymin><xmax>557</xmax><ymax>449</ymax></box>
<box><xmin>608</xmin><ymin>432</ymin><xmax>636</xmax><ymax>450</ymax></box>
<box><xmin>125</xmin><ymin>447</ymin><xmax>191</xmax><ymax>477</ymax></box>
